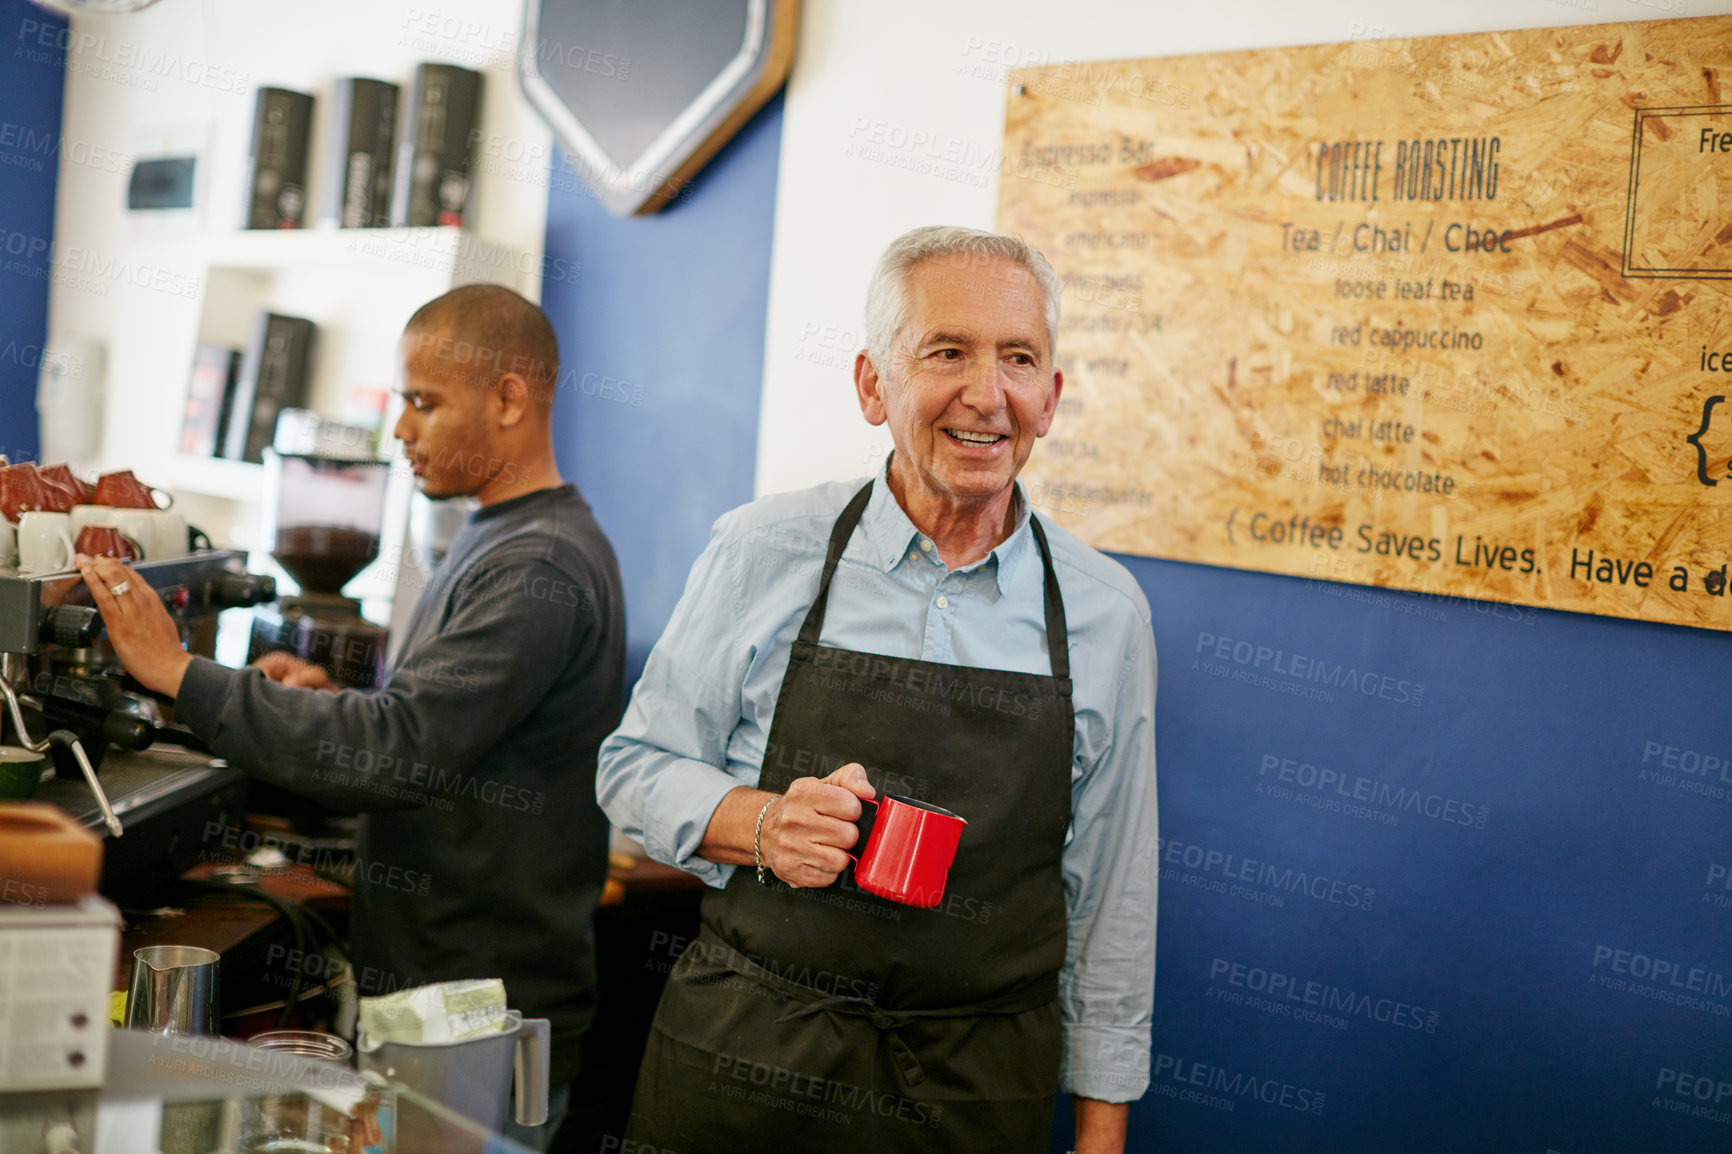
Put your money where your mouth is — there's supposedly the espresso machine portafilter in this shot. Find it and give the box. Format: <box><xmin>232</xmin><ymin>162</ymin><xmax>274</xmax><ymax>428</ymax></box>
<box><xmin>0</xmin><ymin>552</ymin><xmax>276</xmax><ymax>836</ymax></box>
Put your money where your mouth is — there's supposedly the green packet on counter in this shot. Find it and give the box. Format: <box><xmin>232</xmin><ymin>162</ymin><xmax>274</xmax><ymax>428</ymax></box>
<box><xmin>358</xmin><ymin>978</ymin><xmax>508</xmax><ymax>1044</ymax></box>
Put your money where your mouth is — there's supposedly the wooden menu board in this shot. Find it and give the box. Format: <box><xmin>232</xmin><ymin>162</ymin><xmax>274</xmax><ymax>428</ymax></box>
<box><xmin>999</xmin><ymin>16</ymin><xmax>1732</xmax><ymax>630</ymax></box>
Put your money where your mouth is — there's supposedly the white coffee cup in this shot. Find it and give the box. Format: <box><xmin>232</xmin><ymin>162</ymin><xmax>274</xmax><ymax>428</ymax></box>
<box><xmin>70</xmin><ymin>504</ymin><xmax>110</xmax><ymax>535</ymax></box>
<box><xmin>148</xmin><ymin>509</ymin><xmax>189</xmax><ymax>558</ymax></box>
<box><xmin>0</xmin><ymin>519</ymin><xmax>15</xmax><ymax>569</ymax></box>
<box><xmin>18</xmin><ymin>511</ymin><xmax>75</xmax><ymax>574</ymax></box>
<box><xmin>73</xmin><ymin>505</ymin><xmax>182</xmax><ymax>560</ymax></box>
<box><xmin>110</xmin><ymin>510</ymin><xmax>158</xmax><ymax>561</ymax></box>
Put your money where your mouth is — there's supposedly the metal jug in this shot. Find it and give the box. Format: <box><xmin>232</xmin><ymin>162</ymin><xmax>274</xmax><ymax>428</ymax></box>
<box><xmin>356</xmin><ymin>1008</ymin><xmax>549</xmax><ymax>1138</ymax></box>
<box><xmin>125</xmin><ymin>945</ymin><xmax>220</xmax><ymax>1035</ymax></box>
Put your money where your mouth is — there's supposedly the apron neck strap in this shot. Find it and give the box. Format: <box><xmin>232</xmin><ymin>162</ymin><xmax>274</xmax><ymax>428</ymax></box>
<box><xmin>797</xmin><ymin>480</ymin><xmax>1071</xmax><ymax>681</ymax></box>
<box><xmin>795</xmin><ymin>481</ymin><xmax>875</xmax><ymax>647</ymax></box>
<box><xmin>1027</xmin><ymin>514</ymin><xmax>1070</xmax><ymax>681</ymax></box>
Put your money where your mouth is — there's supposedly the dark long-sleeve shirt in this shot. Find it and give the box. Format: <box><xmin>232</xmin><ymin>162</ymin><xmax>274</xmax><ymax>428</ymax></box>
<box><xmin>177</xmin><ymin>484</ymin><xmax>625</xmax><ymax>1085</ymax></box>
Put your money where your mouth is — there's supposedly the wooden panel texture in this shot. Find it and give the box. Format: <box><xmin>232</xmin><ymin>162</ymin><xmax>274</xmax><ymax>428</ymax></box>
<box><xmin>999</xmin><ymin>16</ymin><xmax>1732</xmax><ymax>629</ymax></box>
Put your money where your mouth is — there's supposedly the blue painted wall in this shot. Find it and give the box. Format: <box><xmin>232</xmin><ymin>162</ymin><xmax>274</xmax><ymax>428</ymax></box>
<box><xmin>541</xmin><ymin>95</ymin><xmax>783</xmax><ymax>681</ymax></box>
<box><xmin>1048</xmin><ymin>557</ymin><xmax>1732</xmax><ymax>1152</ymax></box>
<box><xmin>0</xmin><ymin>0</ymin><xmax>66</xmax><ymax>463</ymax></box>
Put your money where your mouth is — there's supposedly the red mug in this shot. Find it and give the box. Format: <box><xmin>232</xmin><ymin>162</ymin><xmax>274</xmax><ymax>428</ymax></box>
<box><xmin>39</xmin><ymin>463</ymin><xmax>92</xmax><ymax>507</ymax></box>
<box><xmin>92</xmin><ymin>470</ymin><xmax>165</xmax><ymax>509</ymax></box>
<box><xmin>848</xmin><ymin>794</ymin><xmax>968</xmax><ymax>909</ymax></box>
<box><xmin>0</xmin><ymin>463</ymin><xmax>50</xmax><ymax>523</ymax></box>
<box><xmin>75</xmin><ymin>525</ymin><xmax>141</xmax><ymax>561</ymax></box>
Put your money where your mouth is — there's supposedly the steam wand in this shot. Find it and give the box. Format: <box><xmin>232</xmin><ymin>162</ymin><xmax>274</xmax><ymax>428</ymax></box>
<box><xmin>0</xmin><ymin>676</ymin><xmax>123</xmax><ymax>837</ymax></box>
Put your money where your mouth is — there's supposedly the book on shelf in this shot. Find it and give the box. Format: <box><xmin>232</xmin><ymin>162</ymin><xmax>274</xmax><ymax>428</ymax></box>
<box><xmin>223</xmin><ymin>313</ymin><xmax>317</xmax><ymax>464</ymax></box>
<box><xmin>243</xmin><ymin>87</ymin><xmax>314</xmax><ymax>230</ymax></box>
<box><xmin>392</xmin><ymin>63</ymin><xmax>484</xmax><ymax>228</ymax></box>
<box><xmin>320</xmin><ymin>77</ymin><xmax>401</xmax><ymax>229</ymax></box>
<box><xmin>180</xmin><ymin>344</ymin><xmax>243</xmax><ymax>456</ymax></box>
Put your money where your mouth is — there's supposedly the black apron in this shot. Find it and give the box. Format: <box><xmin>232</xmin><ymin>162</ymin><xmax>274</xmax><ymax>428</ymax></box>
<box><xmin>625</xmin><ymin>480</ymin><xmax>1077</xmax><ymax>1153</ymax></box>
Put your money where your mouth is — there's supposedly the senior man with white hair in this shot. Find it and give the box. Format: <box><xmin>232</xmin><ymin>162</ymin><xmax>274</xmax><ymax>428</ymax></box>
<box><xmin>598</xmin><ymin>225</ymin><xmax>1157</xmax><ymax>1153</ymax></box>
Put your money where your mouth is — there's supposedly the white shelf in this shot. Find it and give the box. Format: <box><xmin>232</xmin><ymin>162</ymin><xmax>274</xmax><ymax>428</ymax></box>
<box><xmin>164</xmin><ymin>454</ymin><xmax>265</xmax><ymax>502</ymax></box>
<box><xmin>167</xmin><ymin>222</ymin><xmax>525</xmax><ymax>517</ymax></box>
<box><xmin>142</xmin><ymin>226</ymin><xmax>524</xmax><ymax>631</ymax></box>
<box><xmin>202</xmin><ymin>226</ymin><xmax>524</xmax><ymax>285</ymax></box>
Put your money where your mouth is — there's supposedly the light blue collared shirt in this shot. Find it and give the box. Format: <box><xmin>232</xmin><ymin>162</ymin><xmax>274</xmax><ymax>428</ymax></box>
<box><xmin>597</xmin><ymin>458</ymin><xmax>1158</xmax><ymax>1102</ymax></box>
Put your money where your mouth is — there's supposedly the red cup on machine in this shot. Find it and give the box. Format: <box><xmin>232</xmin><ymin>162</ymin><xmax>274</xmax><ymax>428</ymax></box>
<box><xmin>75</xmin><ymin>525</ymin><xmax>140</xmax><ymax>561</ymax></box>
<box><xmin>0</xmin><ymin>463</ymin><xmax>51</xmax><ymax>523</ymax></box>
<box><xmin>39</xmin><ymin>463</ymin><xmax>93</xmax><ymax>507</ymax></box>
<box><xmin>92</xmin><ymin>470</ymin><xmax>165</xmax><ymax>509</ymax></box>
<box><xmin>848</xmin><ymin>794</ymin><xmax>968</xmax><ymax>909</ymax></box>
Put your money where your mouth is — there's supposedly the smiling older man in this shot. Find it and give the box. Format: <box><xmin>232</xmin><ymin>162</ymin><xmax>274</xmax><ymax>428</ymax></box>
<box><xmin>597</xmin><ymin>225</ymin><xmax>1158</xmax><ymax>1153</ymax></box>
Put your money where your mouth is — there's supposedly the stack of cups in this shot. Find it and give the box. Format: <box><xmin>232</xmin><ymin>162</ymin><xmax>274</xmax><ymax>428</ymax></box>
<box><xmin>71</xmin><ymin>470</ymin><xmax>188</xmax><ymax>570</ymax></box>
<box><xmin>1</xmin><ymin>461</ymin><xmax>72</xmax><ymax>573</ymax></box>
<box><xmin>0</xmin><ymin>465</ymin><xmax>187</xmax><ymax>573</ymax></box>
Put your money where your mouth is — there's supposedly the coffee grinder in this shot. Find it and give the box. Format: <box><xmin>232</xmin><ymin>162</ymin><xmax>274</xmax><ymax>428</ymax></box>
<box><xmin>248</xmin><ymin>452</ymin><xmax>391</xmax><ymax>688</ymax></box>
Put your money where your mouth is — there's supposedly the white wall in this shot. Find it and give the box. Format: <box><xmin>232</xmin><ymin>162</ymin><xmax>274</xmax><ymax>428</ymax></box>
<box><xmin>47</xmin><ymin>0</ymin><xmax>551</xmax><ymax>546</ymax></box>
<box><xmin>755</xmin><ymin>0</ymin><xmax>1723</xmax><ymax>498</ymax></box>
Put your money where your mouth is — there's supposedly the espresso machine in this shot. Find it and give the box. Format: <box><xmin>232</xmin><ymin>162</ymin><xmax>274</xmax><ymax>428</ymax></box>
<box><xmin>0</xmin><ymin>551</ymin><xmax>276</xmax><ymax>904</ymax></box>
<box><xmin>247</xmin><ymin>451</ymin><xmax>391</xmax><ymax>689</ymax></box>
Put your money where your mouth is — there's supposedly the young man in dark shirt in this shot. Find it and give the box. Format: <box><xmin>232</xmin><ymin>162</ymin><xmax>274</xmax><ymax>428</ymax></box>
<box><xmin>79</xmin><ymin>285</ymin><xmax>626</xmax><ymax>1149</ymax></box>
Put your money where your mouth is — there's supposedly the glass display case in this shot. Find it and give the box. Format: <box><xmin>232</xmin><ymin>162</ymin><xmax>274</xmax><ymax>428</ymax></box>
<box><xmin>0</xmin><ymin>1029</ymin><xmax>535</xmax><ymax>1154</ymax></box>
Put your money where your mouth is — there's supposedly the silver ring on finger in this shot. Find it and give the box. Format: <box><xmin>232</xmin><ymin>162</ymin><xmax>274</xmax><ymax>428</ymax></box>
<box><xmin>109</xmin><ymin>580</ymin><xmax>132</xmax><ymax>597</ymax></box>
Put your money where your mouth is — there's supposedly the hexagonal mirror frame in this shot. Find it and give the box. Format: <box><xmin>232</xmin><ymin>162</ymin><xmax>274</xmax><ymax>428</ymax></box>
<box><xmin>519</xmin><ymin>0</ymin><xmax>799</xmax><ymax>216</ymax></box>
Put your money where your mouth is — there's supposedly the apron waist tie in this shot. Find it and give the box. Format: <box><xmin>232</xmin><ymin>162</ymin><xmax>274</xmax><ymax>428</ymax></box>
<box><xmin>696</xmin><ymin>930</ymin><xmax>1058</xmax><ymax>1089</ymax></box>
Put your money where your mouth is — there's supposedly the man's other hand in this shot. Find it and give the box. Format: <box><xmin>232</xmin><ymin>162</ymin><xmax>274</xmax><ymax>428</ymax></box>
<box><xmin>766</xmin><ymin>763</ymin><xmax>876</xmax><ymax>889</ymax></box>
<box><xmin>1074</xmin><ymin>1098</ymin><xmax>1129</xmax><ymax>1154</ymax></box>
<box><xmin>74</xmin><ymin>554</ymin><xmax>192</xmax><ymax>698</ymax></box>
<box><xmin>253</xmin><ymin>651</ymin><xmax>338</xmax><ymax>691</ymax></box>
